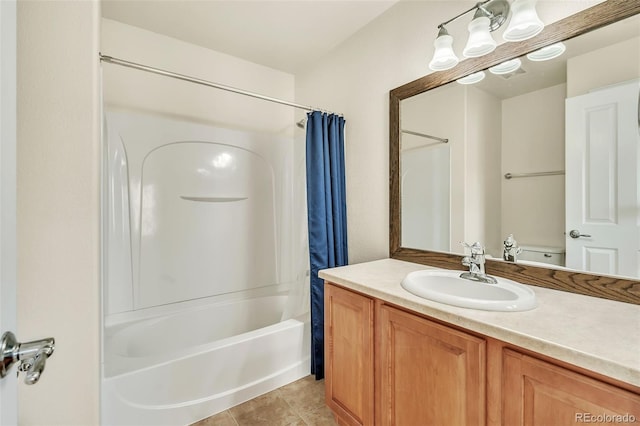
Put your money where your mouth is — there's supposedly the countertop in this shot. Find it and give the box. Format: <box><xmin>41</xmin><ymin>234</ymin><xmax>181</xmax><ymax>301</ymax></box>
<box><xmin>319</xmin><ymin>258</ymin><xmax>640</xmax><ymax>388</ymax></box>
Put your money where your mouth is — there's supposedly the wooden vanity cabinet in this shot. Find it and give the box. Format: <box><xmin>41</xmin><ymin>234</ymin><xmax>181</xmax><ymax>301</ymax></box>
<box><xmin>376</xmin><ymin>304</ymin><xmax>486</xmax><ymax>425</ymax></box>
<box><xmin>324</xmin><ymin>283</ymin><xmax>375</xmax><ymax>426</ymax></box>
<box><xmin>324</xmin><ymin>282</ymin><xmax>640</xmax><ymax>426</ymax></box>
<box><xmin>325</xmin><ymin>283</ymin><xmax>485</xmax><ymax>425</ymax></box>
<box><xmin>501</xmin><ymin>349</ymin><xmax>640</xmax><ymax>425</ymax></box>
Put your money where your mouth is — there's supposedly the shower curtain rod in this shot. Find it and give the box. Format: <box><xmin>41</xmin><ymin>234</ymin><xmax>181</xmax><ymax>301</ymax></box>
<box><xmin>401</xmin><ymin>129</ymin><xmax>449</xmax><ymax>144</ymax></box>
<box><xmin>99</xmin><ymin>53</ymin><xmax>341</xmax><ymax>116</ymax></box>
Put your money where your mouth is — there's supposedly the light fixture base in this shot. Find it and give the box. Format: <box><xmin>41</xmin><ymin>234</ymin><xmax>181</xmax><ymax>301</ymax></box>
<box><xmin>481</xmin><ymin>0</ymin><xmax>510</xmax><ymax>32</ymax></box>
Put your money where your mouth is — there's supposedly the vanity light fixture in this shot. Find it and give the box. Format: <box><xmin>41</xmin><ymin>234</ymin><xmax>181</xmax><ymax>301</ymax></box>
<box><xmin>429</xmin><ymin>26</ymin><xmax>460</xmax><ymax>71</ymax></box>
<box><xmin>428</xmin><ymin>0</ymin><xmax>544</xmax><ymax>71</ymax></box>
<box><xmin>489</xmin><ymin>58</ymin><xmax>522</xmax><ymax>74</ymax></box>
<box><xmin>463</xmin><ymin>8</ymin><xmax>498</xmax><ymax>58</ymax></box>
<box><xmin>503</xmin><ymin>0</ymin><xmax>544</xmax><ymax>42</ymax></box>
<box><xmin>456</xmin><ymin>71</ymin><xmax>486</xmax><ymax>85</ymax></box>
<box><xmin>526</xmin><ymin>42</ymin><xmax>566</xmax><ymax>61</ymax></box>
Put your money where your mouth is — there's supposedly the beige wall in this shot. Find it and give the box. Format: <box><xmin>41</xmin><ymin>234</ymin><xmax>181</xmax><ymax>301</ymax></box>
<box><xmin>501</xmin><ymin>83</ymin><xmax>566</xmax><ymax>249</ymax></box>
<box><xmin>567</xmin><ymin>36</ymin><xmax>640</xmax><ymax>97</ymax></box>
<box><xmin>465</xmin><ymin>86</ymin><xmax>502</xmax><ymax>255</ymax></box>
<box><xmin>295</xmin><ymin>1</ymin><xmax>602</xmax><ymax>263</ymax></box>
<box><xmin>101</xmin><ymin>18</ymin><xmax>295</xmax><ymax>136</ymax></box>
<box><xmin>17</xmin><ymin>1</ymin><xmax>100</xmax><ymax>424</ymax></box>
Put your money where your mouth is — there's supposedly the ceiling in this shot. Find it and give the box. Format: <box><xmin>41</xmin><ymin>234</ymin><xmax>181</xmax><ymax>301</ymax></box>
<box><xmin>474</xmin><ymin>12</ymin><xmax>640</xmax><ymax>99</ymax></box>
<box><xmin>101</xmin><ymin>0</ymin><xmax>400</xmax><ymax>74</ymax></box>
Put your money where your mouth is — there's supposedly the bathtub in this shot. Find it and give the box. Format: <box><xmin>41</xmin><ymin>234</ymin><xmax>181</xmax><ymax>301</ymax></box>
<box><xmin>102</xmin><ymin>112</ymin><xmax>310</xmax><ymax>425</ymax></box>
<box><xmin>102</xmin><ymin>294</ymin><xmax>311</xmax><ymax>426</ymax></box>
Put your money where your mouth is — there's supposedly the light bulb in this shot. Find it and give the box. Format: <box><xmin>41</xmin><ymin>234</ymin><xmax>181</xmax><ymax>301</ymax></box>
<box><xmin>429</xmin><ymin>27</ymin><xmax>459</xmax><ymax>71</ymax></box>
<box><xmin>503</xmin><ymin>0</ymin><xmax>544</xmax><ymax>42</ymax></box>
<box><xmin>463</xmin><ymin>16</ymin><xmax>497</xmax><ymax>58</ymax></box>
<box><xmin>526</xmin><ymin>42</ymin><xmax>566</xmax><ymax>61</ymax></box>
<box><xmin>489</xmin><ymin>58</ymin><xmax>522</xmax><ymax>75</ymax></box>
<box><xmin>457</xmin><ymin>71</ymin><xmax>486</xmax><ymax>85</ymax></box>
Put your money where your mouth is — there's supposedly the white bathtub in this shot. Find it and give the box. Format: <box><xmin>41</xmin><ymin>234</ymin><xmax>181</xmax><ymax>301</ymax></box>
<box><xmin>102</xmin><ymin>294</ymin><xmax>311</xmax><ymax>426</ymax></box>
<box><xmin>102</xmin><ymin>112</ymin><xmax>310</xmax><ymax>425</ymax></box>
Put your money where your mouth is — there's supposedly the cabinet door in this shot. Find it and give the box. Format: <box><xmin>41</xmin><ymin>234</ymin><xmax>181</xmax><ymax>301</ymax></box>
<box><xmin>377</xmin><ymin>305</ymin><xmax>486</xmax><ymax>426</ymax></box>
<box><xmin>503</xmin><ymin>349</ymin><xmax>640</xmax><ymax>425</ymax></box>
<box><xmin>325</xmin><ymin>284</ymin><xmax>375</xmax><ymax>426</ymax></box>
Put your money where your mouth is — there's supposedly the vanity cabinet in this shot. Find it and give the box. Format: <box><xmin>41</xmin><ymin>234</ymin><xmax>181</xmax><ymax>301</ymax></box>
<box><xmin>324</xmin><ymin>283</ymin><xmax>375</xmax><ymax>426</ymax></box>
<box><xmin>502</xmin><ymin>349</ymin><xmax>640</xmax><ymax>425</ymax></box>
<box><xmin>324</xmin><ymin>282</ymin><xmax>640</xmax><ymax>426</ymax></box>
<box><xmin>377</xmin><ymin>304</ymin><xmax>486</xmax><ymax>425</ymax></box>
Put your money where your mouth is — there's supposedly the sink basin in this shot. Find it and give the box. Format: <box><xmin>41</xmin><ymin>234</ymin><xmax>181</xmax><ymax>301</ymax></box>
<box><xmin>401</xmin><ymin>270</ymin><xmax>537</xmax><ymax>312</ymax></box>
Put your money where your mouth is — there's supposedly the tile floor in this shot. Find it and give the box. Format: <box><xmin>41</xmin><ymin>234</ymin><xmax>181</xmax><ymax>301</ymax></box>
<box><xmin>191</xmin><ymin>376</ymin><xmax>336</xmax><ymax>426</ymax></box>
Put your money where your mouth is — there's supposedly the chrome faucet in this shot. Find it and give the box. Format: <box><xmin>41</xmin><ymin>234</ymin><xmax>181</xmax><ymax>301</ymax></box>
<box><xmin>503</xmin><ymin>234</ymin><xmax>523</xmax><ymax>262</ymax></box>
<box><xmin>0</xmin><ymin>332</ymin><xmax>55</xmax><ymax>385</ymax></box>
<box><xmin>460</xmin><ymin>242</ymin><xmax>498</xmax><ymax>284</ymax></box>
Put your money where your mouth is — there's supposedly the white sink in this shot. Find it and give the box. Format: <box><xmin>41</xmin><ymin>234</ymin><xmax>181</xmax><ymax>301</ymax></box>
<box><xmin>401</xmin><ymin>270</ymin><xmax>537</xmax><ymax>312</ymax></box>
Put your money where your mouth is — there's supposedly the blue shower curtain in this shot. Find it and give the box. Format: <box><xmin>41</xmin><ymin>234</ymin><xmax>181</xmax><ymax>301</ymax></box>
<box><xmin>306</xmin><ymin>111</ymin><xmax>348</xmax><ymax>380</ymax></box>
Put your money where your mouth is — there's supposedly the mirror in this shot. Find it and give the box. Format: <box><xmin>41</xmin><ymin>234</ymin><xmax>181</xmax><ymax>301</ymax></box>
<box><xmin>400</xmin><ymin>12</ymin><xmax>640</xmax><ymax>276</ymax></box>
<box><xmin>390</xmin><ymin>1</ymin><xmax>640</xmax><ymax>301</ymax></box>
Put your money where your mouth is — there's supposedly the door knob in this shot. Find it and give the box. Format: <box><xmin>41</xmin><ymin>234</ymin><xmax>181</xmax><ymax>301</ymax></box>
<box><xmin>569</xmin><ymin>229</ymin><xmax>592</xmax><ymax>239</ymax></box>
<box><xmin>0</xmin><ymin>331</ymin><xmax>55</xmax><ymax>385</ymax></box>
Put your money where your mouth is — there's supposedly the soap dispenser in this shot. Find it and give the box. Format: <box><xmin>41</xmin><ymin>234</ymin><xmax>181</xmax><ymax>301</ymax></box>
<box><xmin>503</xmin><ymin>234</ymin><xmax>523</xmax><ymax>262</ymax></box>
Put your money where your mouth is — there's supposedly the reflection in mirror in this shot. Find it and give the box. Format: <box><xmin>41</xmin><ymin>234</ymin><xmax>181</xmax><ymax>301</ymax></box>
<box><xmin>399</xmin><ymin>13</ymin><xmax>640</xmax><ymax>278</ymax></box>
<box><xmin>401</xmin><ymin>93</ymin><xmax>451</xmax><ymax>252</ymax></box>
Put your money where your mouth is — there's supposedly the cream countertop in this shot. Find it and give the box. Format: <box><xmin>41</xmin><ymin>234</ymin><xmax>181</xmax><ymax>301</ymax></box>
<box><xmin>319</xmin><ymin>258</ymin><xmax>640</xmax><ymax>388</ymax></box>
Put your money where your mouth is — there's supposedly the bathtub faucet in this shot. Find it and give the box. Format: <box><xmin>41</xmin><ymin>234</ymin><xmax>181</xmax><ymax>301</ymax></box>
<box><xmin>0</xmin><ymin>331</ymin><xmax>55</xmax><ymax>385</ymax></box>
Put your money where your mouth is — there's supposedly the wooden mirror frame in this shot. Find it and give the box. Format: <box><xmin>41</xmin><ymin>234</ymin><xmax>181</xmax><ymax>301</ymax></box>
<box><xmin>390</xmin><ymin>0</ymin><xmax>640</xmax><ymax>305</ymax></box>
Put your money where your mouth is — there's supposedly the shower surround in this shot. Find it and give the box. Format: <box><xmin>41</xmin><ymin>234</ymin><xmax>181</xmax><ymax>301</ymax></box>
<box><xmin>101</xmin><ymin>111</ymin><xmax>310</xmax><ymax>425</ymax></box>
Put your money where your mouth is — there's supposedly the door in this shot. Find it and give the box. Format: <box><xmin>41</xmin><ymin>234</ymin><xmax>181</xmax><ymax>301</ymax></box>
<box><xmin>565</xmin><ymin>80</ymin><xmax>639</xmax><ymax>276</ymax></box>
<box><xmin>0</xmin><ymin>0</ymin><xmax>17</xmax><ymax>423</ymax></box>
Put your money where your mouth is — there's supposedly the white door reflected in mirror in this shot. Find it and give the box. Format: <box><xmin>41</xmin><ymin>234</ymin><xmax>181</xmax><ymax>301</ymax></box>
<box><xmin>565</xmin><ymin>80</ymin><xmax>640</xmax><ymax>277</ymax></box>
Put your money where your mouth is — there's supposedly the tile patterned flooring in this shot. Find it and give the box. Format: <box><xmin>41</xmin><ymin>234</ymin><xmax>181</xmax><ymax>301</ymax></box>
<box><xmin>192</xmin><ymin>376</ymin><xmax>337</xmax><ymax>426</ymax></box>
